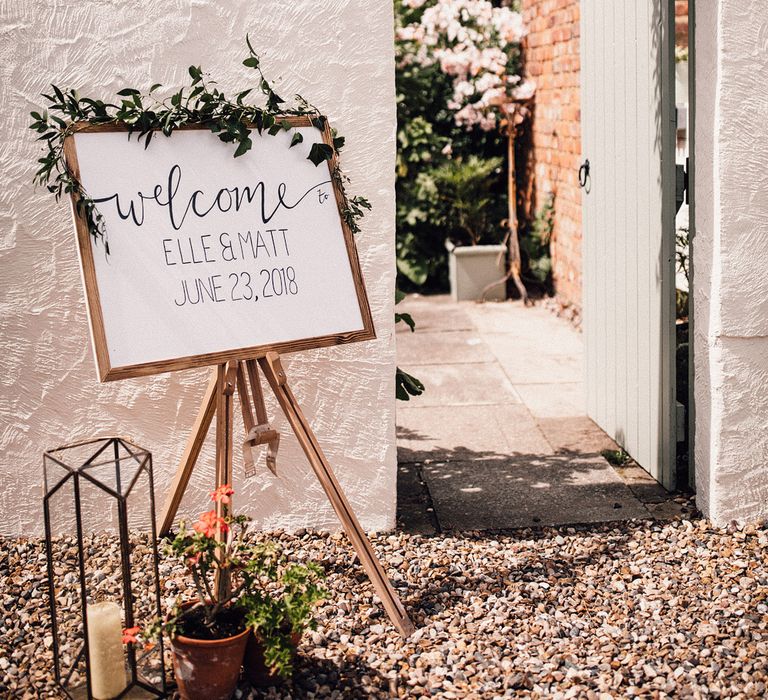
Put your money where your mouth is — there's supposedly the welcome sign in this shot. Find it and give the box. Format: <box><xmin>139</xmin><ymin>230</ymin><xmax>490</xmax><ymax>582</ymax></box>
<box><xmin>64</xmin><ymin>118</ymin><xmax>374</xmax><ymax>381</ymax></box>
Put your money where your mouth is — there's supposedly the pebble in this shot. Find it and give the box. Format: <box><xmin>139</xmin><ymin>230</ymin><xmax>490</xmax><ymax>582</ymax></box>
<box><xmin>1</xmin><ymin>513</ymin><xmax>768</xmax><ymax>698</ymax></box>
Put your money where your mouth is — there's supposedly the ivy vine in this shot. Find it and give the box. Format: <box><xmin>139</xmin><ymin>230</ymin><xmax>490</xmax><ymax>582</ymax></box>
<box><xmin>29</xmin><ymin>36</ymin><xmax>370</xmax><ymax>253</ymax></box>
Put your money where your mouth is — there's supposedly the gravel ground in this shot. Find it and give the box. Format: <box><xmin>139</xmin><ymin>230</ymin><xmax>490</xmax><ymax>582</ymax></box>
<box><xmin>2</xmin><ymin>508</ymin><xmax>768</xmax><ymax>699</ymax></box>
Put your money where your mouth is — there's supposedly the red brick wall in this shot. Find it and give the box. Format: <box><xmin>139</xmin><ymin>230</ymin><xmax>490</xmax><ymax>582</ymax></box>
<box><xmin>521</xmin><ymin>0</ymin><xmax>582</xmax><ymax>311</ymax></box>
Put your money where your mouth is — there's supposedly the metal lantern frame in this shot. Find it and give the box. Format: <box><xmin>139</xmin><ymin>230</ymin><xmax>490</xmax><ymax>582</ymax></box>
<box><xmin>43</xmin><ymin>436</ymin><xmax>168</xmax><ymax>699</ymax></box>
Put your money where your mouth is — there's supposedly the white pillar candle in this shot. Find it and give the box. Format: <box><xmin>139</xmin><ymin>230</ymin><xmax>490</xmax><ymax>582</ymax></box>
<box><xmin>86</xmin><ymin>602</ymin><xmax>127</xmax><ymax>699</ymax></box>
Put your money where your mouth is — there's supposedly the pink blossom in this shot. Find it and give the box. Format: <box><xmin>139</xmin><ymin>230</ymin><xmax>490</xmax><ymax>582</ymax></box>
<box><xmin>397</xmin><ymin>0</ymin><xmax>535</xmax><ymax>131</ymax></box>
<box><xmin>511</xmin><ymin>80</ymin><xmax>537</xmax><ymax>101</ymax></box>
<box><xmin>210</xmin><ymin>484</ymin><xmax>234</xmax><ymax>505</ymax></box>
<box><xmin>193</xmin><ymin>510</ymin><xmax>228</xmax><ymax>538</ymax></box>
<box><xmin>396</xmin><ymin>25</ymin><xmax>425</xmax><ymax>42</ymax></box>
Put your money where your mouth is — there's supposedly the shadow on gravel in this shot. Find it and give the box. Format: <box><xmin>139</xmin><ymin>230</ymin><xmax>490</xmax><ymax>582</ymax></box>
<box><xmin>246</xmin><ymin>654</ymin><xmax>390</xmax><ymax>699</ymax></box>
<box><xmin>396</xmin><ymin>502</ymin><xmax>699</xmax><ymax>628</ymax></box>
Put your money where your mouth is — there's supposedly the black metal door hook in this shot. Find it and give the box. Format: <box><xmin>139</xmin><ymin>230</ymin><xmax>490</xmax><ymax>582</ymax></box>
<box><xmin>578</xmin><ymin>159</ymin><xmax>590</xmax><ymax>188</ymax></box>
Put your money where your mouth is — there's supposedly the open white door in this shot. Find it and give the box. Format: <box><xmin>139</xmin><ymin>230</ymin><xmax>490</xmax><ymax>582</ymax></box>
<box><xmin>581</xmin><ymin>0</ymin><xmax>677</xmax><ymax>488</ymax></box>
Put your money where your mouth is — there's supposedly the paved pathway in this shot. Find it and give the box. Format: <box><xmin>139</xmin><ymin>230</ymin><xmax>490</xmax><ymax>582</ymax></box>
<box><xmin>395</xmin><ymin>295</ymin><xmax>680</xmax><ymax>533</ymax></box>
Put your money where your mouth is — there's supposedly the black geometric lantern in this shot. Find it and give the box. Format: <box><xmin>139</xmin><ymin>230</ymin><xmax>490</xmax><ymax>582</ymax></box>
<box><xmin>43</xmin><ymin>437</ymin><xmax>168</xmax><ymax>698</ymax></box>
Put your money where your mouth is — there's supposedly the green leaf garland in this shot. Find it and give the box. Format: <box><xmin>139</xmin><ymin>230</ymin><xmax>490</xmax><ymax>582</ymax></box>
<box><xmin>30</xmin><ymin>37</ymin><xmax>368</xmax><ymax>250</ymax></box>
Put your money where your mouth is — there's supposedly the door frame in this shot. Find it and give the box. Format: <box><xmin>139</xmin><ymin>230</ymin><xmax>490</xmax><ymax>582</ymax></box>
<box><xmin>660</xmin><ymin>0</ymin><xmax>679</xmax><ymax>490</ymax></box>
<box><xmin>686</xmin><ymin>0</ymin><xmax>696</xmax><ymax>489</ymax></box>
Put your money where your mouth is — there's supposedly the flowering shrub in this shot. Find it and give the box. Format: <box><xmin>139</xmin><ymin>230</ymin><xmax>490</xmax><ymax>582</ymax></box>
<box><xmin>395</xmin><ymin>0</ymin><xmax>533</xmax><ymax>291</ymax></box>
<box><xmin>398</xmin><ymin>0</ymin><xmax>533</xmax><ymax>132</ymax></box>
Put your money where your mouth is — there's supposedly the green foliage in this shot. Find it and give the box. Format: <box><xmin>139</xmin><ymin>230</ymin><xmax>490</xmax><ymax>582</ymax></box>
<box><xmin>342</xmin><ymin>195</ymin><xmax>372</xmax><ymax>235</ymax></box>
<box><xmin>395</xmin><ymin>287</ymin><xmax>424</xmax><ymax>400</ymax></box>
<box><xmin>601</xmin><ymin>448</ymin><xmax>631</xmax><ymax>466</ymax></box>
<box><xmin>396</xmin><ymin>367</ymin><xmax>426</xmax><ymax>401</ymax></box>
<box><xmin>241</xmin><ymin>544</ymin><xmax>325</xmax><ymax>679</ymax></box>
<box><xmin>308</xmin><ymin>142</ymin><xmax>334</xmax><ymax>166</ymax></box>
<box><xmin>520</xmin><ymin>194</ymin><xmax>555</xmax><ymax>288</ymax></box>
<box><xmin>418</xmin><ymin>156</ymin><xmax>504</xmax><ymax>246</ymax></box>
<box><xmin>29</xmin><ymin>37</ymin><xmax>367</xmax><ymax>249</ymax></box>
<box><xmin>395</xmin><ymin>3</ymin><xmax>509</xmax><ymax>292</ymax></box>
<box><xmin>395</xmin><ymin>310</ymin><xmax>415</xmax><ymax>332</ymax></box>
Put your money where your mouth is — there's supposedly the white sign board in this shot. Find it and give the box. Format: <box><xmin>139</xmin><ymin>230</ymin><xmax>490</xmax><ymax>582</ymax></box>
<box><xmin>65</xmin><ymin>119</ymin><xmax>374</xmax><ymax>381</ymax></box>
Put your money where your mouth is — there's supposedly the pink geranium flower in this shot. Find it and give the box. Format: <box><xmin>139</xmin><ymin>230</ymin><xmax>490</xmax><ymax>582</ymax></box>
<box><xmin>210</xmin><ymin>484</ymin><xmax>234</xmax><ymax>505</ymax></box>
<box><xmin>122</xmin><ymin>626</ymin><xmax>141</xmax><ymax>644</ymax></box>
<box><xmin>194</xmin><ymin>510</ymin><xmax>228</xmax><ymax>538</ymax></box>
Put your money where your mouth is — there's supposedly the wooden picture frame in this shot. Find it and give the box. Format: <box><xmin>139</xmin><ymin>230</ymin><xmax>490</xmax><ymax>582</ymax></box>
<box><xmin>63</xmin><ymin>117</ymin><xmax>376</xmax><ymax>382</ymax></box>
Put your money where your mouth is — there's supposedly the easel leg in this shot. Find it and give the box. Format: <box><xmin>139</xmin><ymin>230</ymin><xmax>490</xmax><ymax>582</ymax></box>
<box><xmin>235</xmin><ymin>362</ymin><xmax>257</xmax><ymax>475</ymax></box>
<box><xmin>214</xmin><ymin>362</ymin><xmax>237</xmax><ymax>597</ymax></box>
<box><xmin>258</xmin><ymin>353</ymin><xmax>415</xmax><ymax>637</ymax></box>
<box><xmin>159</xmin><ymin>368</ymin><xmax>218</xmax><ymax>535</ymax></box>
<box><xmin>215</xmin><ymin>362</ymin><xmax>237</xmax><ymax>521</ymax></box>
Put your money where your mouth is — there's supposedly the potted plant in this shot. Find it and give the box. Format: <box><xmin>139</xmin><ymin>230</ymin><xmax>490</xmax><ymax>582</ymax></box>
<box><xmin>418</xmin><ymin>155</ymin><xmax>507</xmax><ymax>301</ymax></box>
<box><xmin>140</xmin><ymin>485</ymin><xmax>325</xmax><ymax>699</ymax></box>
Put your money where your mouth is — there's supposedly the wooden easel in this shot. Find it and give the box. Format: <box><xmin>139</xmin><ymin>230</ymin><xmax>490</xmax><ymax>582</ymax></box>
<box><xmin>159</xmin><ymin>352</ymin><xmax>415</xmax><ymax>637</ymax></box>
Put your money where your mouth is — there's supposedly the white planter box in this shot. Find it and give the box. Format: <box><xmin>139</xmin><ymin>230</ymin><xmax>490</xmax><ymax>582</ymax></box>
<box><xmin>446</xmin><ymin>242</ymin><xmax>507</xmax><ymax>302</ymax></box>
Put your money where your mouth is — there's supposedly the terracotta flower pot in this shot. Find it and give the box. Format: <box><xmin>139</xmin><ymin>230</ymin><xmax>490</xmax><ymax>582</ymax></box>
<box><xmin>243</xmin><ymin>630</ymin><xmax>301</xmax><ymax>688</ymax></box>
<box><xmin>170</xmin><ymin>606</ymin><xmax>250</xmax><ymax>700</ymax></box>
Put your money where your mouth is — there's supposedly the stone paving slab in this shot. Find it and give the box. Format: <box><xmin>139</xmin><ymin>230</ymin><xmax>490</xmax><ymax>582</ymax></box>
<box><xmin>613</xmin><ymin>464</ymin><xmax>673</xmax><ymax>503</ymax></box>
<box><xmin>470</xmin><ymin>302</ymin><xmax>585</xmax><ymax>347</ymax></box>
<box><xmin>421</xmin><ymin>453</ymin><xmax>650</xmax><ymax>530</ymax></box>
<box><xmin>395</xmin><ymin>463</ymin><xmax>437</xmax><ymax>534</ymax></box>
<box><xmin>397</xmin><ymin>403</ymin><xmax>553</xmax><ymax>464</ymax></box>
<box><xmin>396</xmin><ymin>330</ymin><xmax>495</xmax><ymax>366</ymax></box>
<box><xmin>512</xmin><ymin>382</ymin><xmax>586</xmax><ymax>418</ymax></box>
<box><xmin>481</xmin><ymin>332</ymin><xmax>583</xmax><ymax>384</ymax></box>
<box><xmin>398</xmin><ymin>362</ymin><xmax>520</xmax><ymax>407</ymax></box>
<box><xmin>396</xmin><ymin>296</ymin><xmax>474</xmax><ymax>333</ymax></box>
<box><xmin>536</xmin><ymin>416</ymin><xmax>619</xmax><ymax>454</ymax></box>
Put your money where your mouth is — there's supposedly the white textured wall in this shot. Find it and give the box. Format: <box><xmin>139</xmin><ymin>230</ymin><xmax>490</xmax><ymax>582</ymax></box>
<box><xmin>694</xmin><ymin>0</ymin><xmax>768</xmax><ymax>525</ymax></box>
<box><xmin>0</xmin><ymin>1</ymin><xmax>398</xmax><ymax>536</ymax></box>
